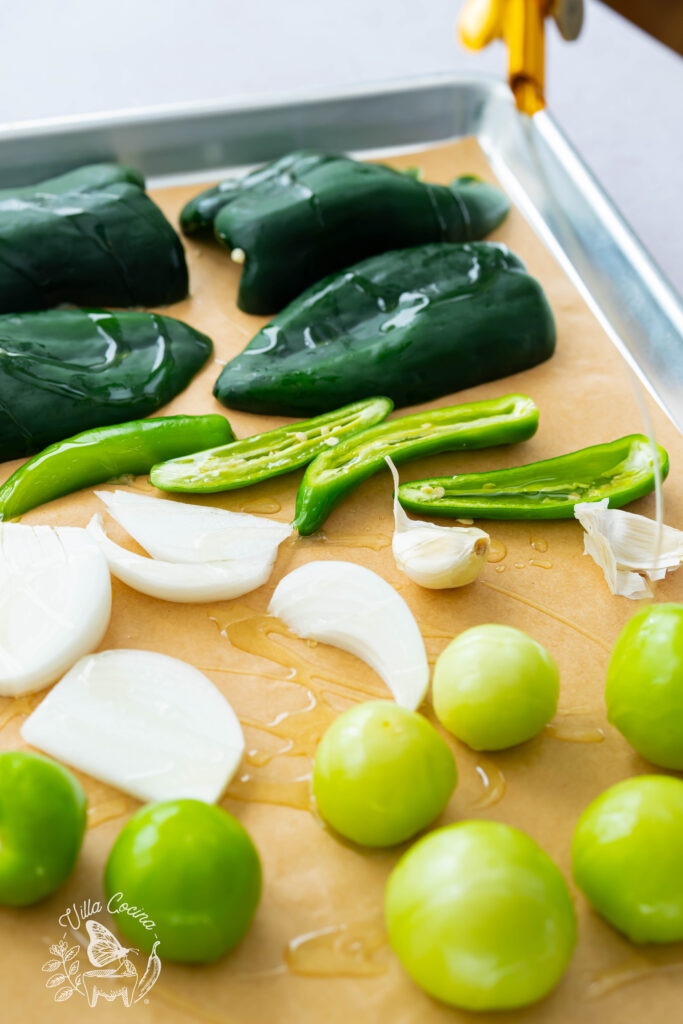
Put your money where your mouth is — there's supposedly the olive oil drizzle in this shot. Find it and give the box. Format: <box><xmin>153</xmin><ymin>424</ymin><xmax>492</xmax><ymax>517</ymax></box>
<box><xmin>0</xmin><ymin>693</ymin><xmax>41</xmax><ymax>729</ymax></box>
<box><xmin>284</xmin><ymin>918</ymin><xmax>388</xmax><ymax>977</ymax></box>
<box><xmin>587</xmin><ymin>957</ymin><xmax>683</xmax><ymax>999</ymax></box>
<box><xmin>86</xmin><ymin>797</ymin><xmax>131</xmax><ymax>829</ymax></box>
<box><xmin>225</xmin><ymin>773</ymin><xmax>313</xmax><ymax>812</ymax></box>
<box><xmin>471</xmin><ymin>759</ymin><xmax>507</xmax><ymax>808</ymax></box>
<box><xmin>479</xmin><ymin>580</ymin><xmax>611</xmax><ymax>652</ymax></box>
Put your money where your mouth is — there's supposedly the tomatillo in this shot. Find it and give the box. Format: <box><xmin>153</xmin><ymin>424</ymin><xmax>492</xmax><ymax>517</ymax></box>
<box><xmin>432</xmin><ymin>624</ymin><xmax>559</xmax><ymax>750</ymax></box>
<box><xmin>385</xmin><ymin>820</ymin><xmax>576</xmax><ymax>1011</ymax></box>
<box><xmin>572</xmin><ymin>775</ymin><xmax>683</xmax><ymax>942</ymax></box>
<box><xmin>313</xmin><ymin>701</ymin><xmax>456</xmax><ymax>847</ymax></box>
<box><xmin>104</xmin><ymin>799</ymin><xmax>261</xmax><ymax>963</ymax></box>
<box><xmin>606</xmin><ymin>603</ymin><xmax>683</xmax><ymax>769</ymax></box>
<box><xmin>0</xmin><ymin>750</ymin><xmax>86</xmax><ymax>905</ymax></box>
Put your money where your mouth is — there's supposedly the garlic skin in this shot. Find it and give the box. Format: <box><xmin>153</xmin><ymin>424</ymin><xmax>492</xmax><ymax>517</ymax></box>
<box><xmin>574</xmin><ymin>499</ymin><xmax>683</xmax><ymax>599</ymax></box>
<box><xmin>269</xmin><ymin>560</ymin><xmax>429</xmax><ymax>711</ymax></box>
<box><xmin>21</xmin><ymin>649</ymin><xmax>244</xmax><ymax>804</ymax></box>
<box><xmin>386</xmin><ymin>458</ymin><xmax>489</xmax><ymax>589</ymax></box>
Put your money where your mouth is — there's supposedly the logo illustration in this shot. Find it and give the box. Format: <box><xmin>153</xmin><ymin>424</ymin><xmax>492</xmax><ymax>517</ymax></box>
<box><xmin>42</xmin><ymin>919</ymin><xmax>161</xmax><ymax>1007</ymax></box>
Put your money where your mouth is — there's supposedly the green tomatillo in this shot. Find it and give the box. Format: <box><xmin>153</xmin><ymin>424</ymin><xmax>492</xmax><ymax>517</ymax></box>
<box><xmin>0</xmin><ymin>750</ymin><xmax>87</xmax><ymax>905</ymax></box>
<box><xmin>606</xmin><ymin>603</ymin><xmax>683</xmax><ymax>769</ymax></box>
<box><xmin>385</xmin><ymin>820</ymin><xmax>576</xmax><ymax>1011</ymax></box>
<box><xmin>432</xmin><ymin>624</ymin><xmax>559</xmax><ymax>750</ymax></box>
<box><xmin>313</xmin><ymin>701</ymin><xmax>456</xmax><ymax>847</ymax></box>
<box><xmin>572</xmin><ymin>774</ymin><xmax>683</xmax><ymax>942</ymax></box>
<box><xmin>104</xmin><ymin>799</ymin><xmax>261</xmax><ymax>963</ymax></box>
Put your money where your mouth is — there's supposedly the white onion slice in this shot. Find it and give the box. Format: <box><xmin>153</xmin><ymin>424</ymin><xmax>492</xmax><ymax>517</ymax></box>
<box><xmin>87</xmin><ymin>514</ymin><xmax>275</xmax><ymax>602</ymax></box>
<box><xmin>21</xmin><ymin>649</ymin><xmax>244</xmax><ymax>803</ymax></box>
<box><xmin>0</xmin><ymin>525</ymin><xmax>111</xmax><ymax>696</ymax></box>
<box><xmin>95</xmin><ymin>489</ymin><xmax>292</xmax><ymax>563</ymax></box>
<box><xmin>269</xmin><ymin>561</ymin><xmax>429</xmax><ymax>710</ymax></box>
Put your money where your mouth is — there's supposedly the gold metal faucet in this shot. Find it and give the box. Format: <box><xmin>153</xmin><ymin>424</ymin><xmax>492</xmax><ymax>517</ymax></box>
<box><xmin>458</xmin><ymin>0</ymin><xmax>584</xmax><ymax>115</ymax></box>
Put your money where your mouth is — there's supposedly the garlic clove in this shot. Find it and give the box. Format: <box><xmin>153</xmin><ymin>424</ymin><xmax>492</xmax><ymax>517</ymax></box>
<box><xmin>574</xmin><ymin>499</ymin><xmax>683</xmax><ymax>599</ymax></box>
<box><xmin>87</xmin><ymin>514</ymin><xmax>275</xmax><ymax>602</ymax></box>
<box><xmin>0</xmin><ymin>524</ymin><xmax>111</xmax><ymax>696</ymax></box>
<box><xmin>21</xmin><ymin>649</ymin><xmax>244</xmax><ymax>803</ymax></box>
<box><xmin>386</xmin><ymin>457</ymin><xmax>489</xmax><ymax>589</ymax></box>
<box><xmin>268</xmin><ymin>560</ymin><xmax>429</xmax><ymax>711</ymax></box>
<box><xmin>95</xmin><ymin>489</ymin><xmax>292</xmax><ymax>564</ymax></box>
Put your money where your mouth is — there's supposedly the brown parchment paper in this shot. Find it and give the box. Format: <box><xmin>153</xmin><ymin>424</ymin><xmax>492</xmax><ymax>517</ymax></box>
<box><xmin>1</xmin><ymin>139</ymin><xmax>682</xmax><ymax>1024</ymax></box>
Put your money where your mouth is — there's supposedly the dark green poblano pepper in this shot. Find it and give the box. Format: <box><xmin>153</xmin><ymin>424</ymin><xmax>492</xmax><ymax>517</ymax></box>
<box><xmin>0</xmin><ymin>309</ymin><xmax>212</xmax><ymax>460</ymax></box>
<box><xmin>215</xmin><ymin>242</ymin><xmax>555</xmax><ymax>416</ymax></box>
<box><xmin>180</xmin><ymin>151</ymin><xmax>330</xmax><ymax>236</ymax></box>
<box><xmin>397</xmin><ymin>435</ymin><xmax>670</xmax><ymax>520</ymax></box>
<box><xmin>0</xmin><ymin>163</ymin><xmax>188</xmax><ymax>312</ymax></box>
<box><xmin>180</xmin><ymin>150</ymin><xmax>510</xmax><ymax>313</ymax></box>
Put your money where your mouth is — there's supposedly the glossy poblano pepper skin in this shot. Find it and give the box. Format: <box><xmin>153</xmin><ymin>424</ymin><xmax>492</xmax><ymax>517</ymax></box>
<box><xmin>183</xmin><ymin>150</ymin><xmax>510</xmax><ymax>314</ymax></box>
<box><xmin>0</xmin><ymin>309</ymin><xmax>213</xmax><ymax>460</ymax></box>
<box><xmin>0</xmin><ymin>415</ymin><xmax>234</xmax><ymax>521</ymax></box>
<box><xmin>397</xmin><ymin>435</ymin><xmax>670</xmax><ymax>520</ymax></box>
<box><xmin>215</xmin><ymin>242</ymin><xmax>555</xmax><ymax>416</ymax></box>
<box><xmin>293</xmin><ymin>394</ymin><xmax>539</xmax><ymax>535</ymax></box>
<box><xmin>151</xmin><ymin>396</ymin><xmax>393</xmax><ymax>494</ymax></box>
<box><xmin>179</xmin><ymin>151</ymin><xmax>332</xmax><ymax>236</ymax></box>
<box><xmin>0</xmin><ymin>163</ymin><xmax>188</xmax><ymax>312</ymax></box>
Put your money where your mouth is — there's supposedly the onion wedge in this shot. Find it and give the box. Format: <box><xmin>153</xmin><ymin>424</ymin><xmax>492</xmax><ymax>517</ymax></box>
<box><xmin>95</xmin><ymin>489</ymin><xmax>292</xmax><ymax>563</ymax></box>
<box><xmin>0</xmin><ymin>524</ymin><xmax>111</xmax><ymax>696</ymax></box>
<box><xmin>269</xmin><ymin>561</ymin><xmax>429</xmax><ymax>710</ymax></box>
<box><xmin>21</xmin><ymin>649</ymin><xmax>244</xmax><ymax>803</ymax></box>
<box><xmin>87</xmin><ymin>514</ymin><xmax>277</xmax><ymax>602</ymax></box>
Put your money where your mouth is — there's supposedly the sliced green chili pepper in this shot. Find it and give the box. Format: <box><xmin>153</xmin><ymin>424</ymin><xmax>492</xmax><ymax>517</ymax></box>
<box><xmin>0</xmin><ymin>163</ymin><xmax>188</xmax><ymax>312</ymax></box>
<box><xmin>215</xmin><ymin>242</ymin><xmax>555</xmax><ymax>416</ymax></box>
<box><xmin>0</xmin><ymin>415</ymin><xmax>234</xmax><ymax>521</ymax></box>
<box><xmin>397</xmin><ymin>435</ymin><xmax>669</xmax><ymax>520</ymax></box>
<box><xmin>182</xmin><ymin>149</ymin><xmax>510</xmax><ymax>314</ymax></box>
<box><xmin>0</xmin><ymin>308</ymin><xmax>213</xmax><ymax>460</ymax></box>
<box><xmin>293</xmin><ymin>394</ymin><xmax>539</xmax><ymax>535</ymax></box>
<box><xmin>151</xmin><ymin>397</ymin><xmax>393</xmax><ymax>494</ymax></box>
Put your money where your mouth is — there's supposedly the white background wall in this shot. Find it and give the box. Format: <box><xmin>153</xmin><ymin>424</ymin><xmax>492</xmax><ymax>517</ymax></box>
<box><xmin>1</xmin><ymin>0</ymin><xmax>681</xmax><ymax>287</ymax></box>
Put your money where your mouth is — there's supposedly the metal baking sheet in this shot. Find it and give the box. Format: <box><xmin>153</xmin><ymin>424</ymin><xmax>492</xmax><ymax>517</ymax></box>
<box><xmin>0</xmin><ymin>72</ymin><xmax>681</xmax><ymax>435</ymax></box>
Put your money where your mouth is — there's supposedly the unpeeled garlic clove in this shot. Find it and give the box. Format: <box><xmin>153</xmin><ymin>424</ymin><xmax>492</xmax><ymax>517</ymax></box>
<box><xmin>386</xmin><ymin>458</ymin><xmax>489</xmax><ymax>589</ymax></box>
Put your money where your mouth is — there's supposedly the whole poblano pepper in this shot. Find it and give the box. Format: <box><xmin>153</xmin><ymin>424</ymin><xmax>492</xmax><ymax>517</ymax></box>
<box><xmin>397</xmin><ymin>436</ymin><xmax>670</xmax><ymax>519</ymax></box>
<box><xmin>180</xmin><ymin>150</ymin><xmax>510</xmax><ymax>313</ymax></box>
<box><xmin>214</xmin><ymin>242</ymin><xmax>555</xmax><ymax>416</ymax></box>
<box><xmin>0</xmin><ymin>163</ymin><xmax>188</xmax><ymax>312</ymax></box>
<box><xmin>0</xmin><ymin>309</ymin><xmax>212</xmax><ymax>460</ymax></box>
<box><xmin>180</xmin><ymin>151</ymin><xmax>332</xmax><ymax>236</ymax></box>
